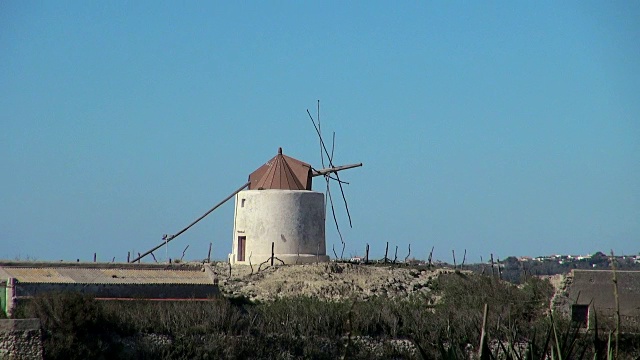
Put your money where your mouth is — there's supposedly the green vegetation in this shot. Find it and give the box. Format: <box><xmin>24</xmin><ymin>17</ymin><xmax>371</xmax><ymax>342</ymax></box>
<box><xmin>13</xmin><ymin>272</ymin><xmax>639</xmax><ymax>359</ymax></box>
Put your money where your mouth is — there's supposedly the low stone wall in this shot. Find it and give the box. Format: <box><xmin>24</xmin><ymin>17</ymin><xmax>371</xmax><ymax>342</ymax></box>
<box><xmin>16</xmin><ymin>282</ymin><xmax>219</xmax><ymax>300</ymax></box>
<box><xmin>0</xmin><ymin>319</ymin><xmax>43</xmax><ymax>360</ymax></box>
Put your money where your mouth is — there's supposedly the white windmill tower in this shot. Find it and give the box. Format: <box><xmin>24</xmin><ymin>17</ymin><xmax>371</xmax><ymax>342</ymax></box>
<box><xmin>229</xmin><ymin>145</ymin><xmax>361</xmax><ymax>265</ymax></box>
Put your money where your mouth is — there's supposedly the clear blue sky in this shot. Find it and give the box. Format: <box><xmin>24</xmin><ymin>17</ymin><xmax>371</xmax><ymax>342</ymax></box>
<box><xmin>1</xmin><ymin>2</ymin><xmax>638</xmax><ymax>263</ymax></box>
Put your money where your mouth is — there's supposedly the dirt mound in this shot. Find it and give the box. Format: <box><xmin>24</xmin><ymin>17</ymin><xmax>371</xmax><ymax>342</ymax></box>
<box><xmin>211</xmin><ymin>262</ymin><xmax>460</xmax><ymax>302</ymax></box>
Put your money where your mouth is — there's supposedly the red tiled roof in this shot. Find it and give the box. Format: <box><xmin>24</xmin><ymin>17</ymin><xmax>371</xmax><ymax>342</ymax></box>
<box><xmin>248</xmin><ymin>148</ymin><xmax>312</xmax><ymax>190</ymax></box>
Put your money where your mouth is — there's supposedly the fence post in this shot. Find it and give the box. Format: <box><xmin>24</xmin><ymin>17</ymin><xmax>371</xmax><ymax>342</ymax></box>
<box><xmin>270</xmin><ymin>242</ymin><xmax>275</xmax><ymax>266</ymax></box>
<box><xmin>365</xmin><ymin>244</ymin><xmax>369</xmax><ymax>264</ymax></box>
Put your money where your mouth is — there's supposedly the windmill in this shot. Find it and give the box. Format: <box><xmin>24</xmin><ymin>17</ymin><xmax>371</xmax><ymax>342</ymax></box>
<box><xmin>131</xmin><ymin>103</ymin><xmax>361</xmax><ymax>265</ymax></box>
<box><xmin>306</xmin><ymin>100</ymin><xmax>357</xmax><ymax>259</ymax></box>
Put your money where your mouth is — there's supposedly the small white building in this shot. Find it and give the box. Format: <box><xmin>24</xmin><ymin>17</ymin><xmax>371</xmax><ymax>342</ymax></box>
<box><xmin>229</xmin><ymin>148</ymin><xmax>332</xmax><ymax>265</ymax></box>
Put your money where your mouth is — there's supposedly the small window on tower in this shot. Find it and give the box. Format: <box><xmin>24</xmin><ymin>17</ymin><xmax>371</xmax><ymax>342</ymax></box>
<box><xmin>241</xmin><ymin>199</ymin><xmax>246</xmax><ymax>207</ymax></box>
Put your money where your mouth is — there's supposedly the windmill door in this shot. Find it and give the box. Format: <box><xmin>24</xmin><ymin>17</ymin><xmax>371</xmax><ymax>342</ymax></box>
<box><xmin>237</xmin><ymin>236</ymin><xmax>246</xmax><ymax>262</ymax></box>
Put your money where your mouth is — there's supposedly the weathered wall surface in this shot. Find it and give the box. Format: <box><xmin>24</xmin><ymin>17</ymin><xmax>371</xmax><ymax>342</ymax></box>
<box><xmin>231</xmin><ymin>190</ymin><xmax>329</xmax><ymax>265</ymax></box>
<box><xmin>554</xmin><ymin>269</ymin><xmax>640</xmax><ymax>331</ymax></box>
<box><xmin>0</xmin><ymin>319</ymin><xmax>43</xmax><ymax>360</ymax></box>
<box><xmin>568</xmin><ymin>270</ymin><xmax>640</xmax><ymax>317</ymax></box>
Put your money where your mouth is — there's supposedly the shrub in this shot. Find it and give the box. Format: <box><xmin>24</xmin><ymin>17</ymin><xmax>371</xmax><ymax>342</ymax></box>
<box><xmin>16</xmin><ymin>291</ymin><xmax>119</xmax><ymax>360</ymax></box>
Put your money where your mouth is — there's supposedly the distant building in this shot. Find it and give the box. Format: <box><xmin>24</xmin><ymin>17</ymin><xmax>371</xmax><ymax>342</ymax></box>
<box><xmin>0</xmin><ymin>262</ymin><xmax>219</xmax><ymax>317</ymax></box>
<box><xmin>555</xmin><ymin>269</ymin><xmax>640</xmax><ymax>331</ymax></box>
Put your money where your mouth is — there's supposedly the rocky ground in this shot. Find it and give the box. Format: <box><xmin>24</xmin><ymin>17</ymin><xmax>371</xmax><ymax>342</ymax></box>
<box><xmin>210</xmin><ymin>261</ymin><xmax>463</xmax><ymax>302</ymax></box>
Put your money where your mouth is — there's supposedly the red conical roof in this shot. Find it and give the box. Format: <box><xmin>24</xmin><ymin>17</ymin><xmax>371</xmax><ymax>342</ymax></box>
<box><xmin>248</xmin><ymin>148</ymin><xmax>312</xmax><ymax>190</ymax></box>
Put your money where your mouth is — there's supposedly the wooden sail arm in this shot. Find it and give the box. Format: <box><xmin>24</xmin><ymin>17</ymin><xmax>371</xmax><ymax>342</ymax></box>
<box><xmin>312</xmin><ymin>163</ymin><xmax>362</xmax><ymax>177</ymax></box>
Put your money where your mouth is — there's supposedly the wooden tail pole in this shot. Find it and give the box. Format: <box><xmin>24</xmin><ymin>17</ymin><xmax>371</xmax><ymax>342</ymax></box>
<box><xmin>130</xmin><ymin>181</ymin><xmax>250</xmax><ymax>263</ymax></box>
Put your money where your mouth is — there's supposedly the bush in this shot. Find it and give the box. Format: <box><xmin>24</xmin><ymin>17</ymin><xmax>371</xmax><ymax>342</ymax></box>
<box><xmin>16</xmin><ymin>291</ymin><xmax>120</xmax><ymax>360</ymax></box>
<box><xmin>11</xmin><ymin>273</ymin><xmax>637</xmax><ymax>359</ymax></box>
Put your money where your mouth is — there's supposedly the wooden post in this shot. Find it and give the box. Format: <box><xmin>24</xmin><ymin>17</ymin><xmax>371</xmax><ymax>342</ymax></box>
<box><xmin>270</xmin><ymin>242</ymin><xmax>275</xmax><ymax>266</ymax></box>
<box><xmin>478</xmin><ymin>303</ymin><xmax>489</xmax><ymax>358</ymax></box>
<box><xmin>404</xmin><ymin>244</ymin><xmax>411</xmax><ymax>264</ymax></box>
<box><xmin>384</xmin><ymin>242</ymin><xmax>389</xmax><ymax>263</ymax></box>
<box><xmin>610</xmin><ymin>250</ymin><xmax>620</xmax><ymax>359</ymax></box>
<box><xmin>365</xmin><ymin>244</ymin><xmax>369</xmax><ymax>264</ymax></box>
<box><xmin>93</xmin><ymin>253</ymin><xmax>97</xmax><ymax>262</ymax></box>
<box><xmin>207</xmin><ymin>242</ymin><xmax>212</xmax><ymax>263</ymax></box>
<box><xmin>127</xmin><ymin>252</ymin><xmax>130</xmax><ymax>263</ymax></box>
<box><xmin>393</xmin><ymin>246</ymin><xmax>398</xmax><ymax>264</ymax></box>
<box><xmin>461</xmin><ymin>249</ymin><xmax>466</xmax><ymax>268</ymax></box>
<box><xmin>137</xmin><ymin>253</ymin><xmax>141</xmax><ymax>264</ymax></box>
<box><xmin>180</xmin><ymin>245</ymin><xmax>189</xmax><ymax>262</ymax></box>
<box><xmin>452</xmin><ymin>250</ymin><xmax>456</xmax><ymax>269</ymax></box>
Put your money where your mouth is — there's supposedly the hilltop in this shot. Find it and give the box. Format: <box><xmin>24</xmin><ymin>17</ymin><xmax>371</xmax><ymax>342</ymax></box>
<box><xmin>212</xmin><ymin>261</ymin><xmax>468</xmax><ymax>302</ymax></box>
